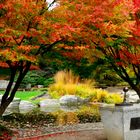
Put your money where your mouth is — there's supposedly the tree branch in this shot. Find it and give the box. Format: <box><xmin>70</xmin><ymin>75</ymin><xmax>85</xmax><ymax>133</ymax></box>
<box><xmin>8</xmin><ymin>61</ymin><xmax>31</xmax><ymax>101</ymax></box>
<box><xmin>1</xmin><ymin>63</ymin><xmax>17</xmax><ymax>105</ymax></box>
<box><xmin>36</xmin><ymin>38</ymin><xmax>64</xmax><ymax>55</ymax></box>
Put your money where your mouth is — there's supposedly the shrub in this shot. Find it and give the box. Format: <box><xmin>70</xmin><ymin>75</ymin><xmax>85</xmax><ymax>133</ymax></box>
<box><xmin>2</xmin><ymin>110</ymin><xmax>57</xmax><ymax>127</ymax></box>
<box><xmin>53</xmin><ymin>111</ymin><xmax>79</xmax><ymax>125</ymax></box>
<box><xmin>15</xmin><ymin>70</ymin><xmax>54</xmax><ymax>88</ymax></box>
<box><xmin>76</xmin><ymin>105</ymin><xmax>101</xmax><ymax>123</ymax></box>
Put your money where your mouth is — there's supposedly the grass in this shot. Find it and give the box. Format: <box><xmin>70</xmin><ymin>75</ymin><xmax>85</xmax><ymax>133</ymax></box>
<box><xmin>0</xmin><ymin>90</ymin><xmax>43</xmax><ymax>101</ymax></box>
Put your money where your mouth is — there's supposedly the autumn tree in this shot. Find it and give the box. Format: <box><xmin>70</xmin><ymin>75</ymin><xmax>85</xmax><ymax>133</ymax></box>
<box><xmin>57</xmin><ymin>0</ymin><xmax>140</xmax><ymax>97</ymax></box>
<box><xmin>0</xmin><ymin>0</ymin><xmax>81</xmax><ymax>115</ymax></box>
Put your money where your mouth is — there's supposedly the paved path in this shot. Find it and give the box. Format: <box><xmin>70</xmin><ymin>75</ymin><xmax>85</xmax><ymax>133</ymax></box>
<box><xmin>17</xmin><ymin>129</ymin><xmax>106</xmax><ymax>140</ymax></box>
<box><xmin>46</xmin><ymin>129</ymin><xmax>106</xmax><ymax>140</ymax></box>
<box><xmin>16</xmin><ymin>123</ymin><xmax>107</xmax><ymax>140</ymax></box>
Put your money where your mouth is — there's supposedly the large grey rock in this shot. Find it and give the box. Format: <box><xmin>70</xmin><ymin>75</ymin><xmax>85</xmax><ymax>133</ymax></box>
<box><xmin>40</xmin><ymin>99</ymin><xmax>60</xmax><ymax>112</ymax></box>
<box><xmin>6</xmin><ymin>98</ymin><xmax>21</xmax><ymax>113</ymax></box>
<box><xmin>19</xmin><ymin>100</ymin><xmax>37</xmax><ymax>113</ymax></box>
<box><xmin>59</xmin><ymin>95</ymin><xmax>85</xmax><ymax>106</ymax></box>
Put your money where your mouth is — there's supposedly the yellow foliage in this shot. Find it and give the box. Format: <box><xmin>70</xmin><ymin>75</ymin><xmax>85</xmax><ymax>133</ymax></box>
<box><xmin>48</xmin><ymin>70</ymin><xmax>123</xmax><ymax>104</ymax></box>
<box><xmin>96</xmin><ymin>89</ymin><xmax>109</xmax><ymax>102</ymax></box>
<box><xmin>54</xmin><ymin>70</ymin><xmax>80</xmax><ymax>85</ymax></box>
<box><xmin>64</xmin><ymin>84</ymin><xmax>77</xmax><ymax>95</ymax></box>
<box><xmin>54</xmin><ymin>111</ymin><xmax>79</xmax><ymax>125</ymax></box>
<box><xmin>77</xmin><ymin>105</ymin><xmax>99</xmax><ymax>115</ymax></box>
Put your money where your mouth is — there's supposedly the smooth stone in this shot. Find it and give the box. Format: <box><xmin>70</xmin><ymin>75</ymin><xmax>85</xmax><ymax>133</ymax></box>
<box><xmin>39</xmin><ymin>99</ymin><xmax>60</xmax><ymax>112</ymax></box>
<box><xmin>19</xmin><ymin>100</ymin><xmax>37</xmax><ymax>113</ymax></box>
<box><xmin>59</xmin><ymin>95</ymin><xmax>84</xmax><ymax>106</ymax></box>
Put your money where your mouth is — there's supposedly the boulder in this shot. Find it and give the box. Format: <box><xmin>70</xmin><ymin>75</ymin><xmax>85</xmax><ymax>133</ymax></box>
<box><xmin>19</xmin><ymin>100</ymin><xmax>37</xmax><ymax>113</ymax></box>
<box><xmin>39</xmin><ymin>99</ymin><xmax>60</xmax><ymax>112</ymax></box>
<box><xmin>59</xmin><ymin>95</ymin><xmax>84</xmax><ymax>106</ymax></box>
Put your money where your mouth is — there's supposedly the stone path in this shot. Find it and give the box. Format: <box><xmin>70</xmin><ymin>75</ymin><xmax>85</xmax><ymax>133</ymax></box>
<box><xmin>14</xmin><ymin>123</ymin><xmax>107</xmax><ymax>140</ymax></box>
<box><xmin>16</xmin><ymin>129</ymin><xmax>106</xmax><ymax>140</ymax></box>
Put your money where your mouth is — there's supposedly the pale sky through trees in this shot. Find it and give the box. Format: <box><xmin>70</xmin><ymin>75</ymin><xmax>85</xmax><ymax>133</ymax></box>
<box><xmin>46</xmin><ymin>0</ymin><xmax>59</xmax><ymax>10</ymax></box>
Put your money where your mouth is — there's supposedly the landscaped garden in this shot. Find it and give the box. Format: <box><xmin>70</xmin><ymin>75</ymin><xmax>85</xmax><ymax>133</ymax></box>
<box><xmin>0</xmin><ymin>70</ymin><xmax>123</xmax><ymax>139</ymax></box>
<box><xmin>1</xmin><ymin>0</ymin><xmax>140</xmax><ymax>139</ymax></box>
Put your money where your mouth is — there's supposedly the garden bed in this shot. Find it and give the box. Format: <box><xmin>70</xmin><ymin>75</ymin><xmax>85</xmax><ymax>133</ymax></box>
<box><xmin>0</xmin><ymin>108</ymin><xmax>101</xmax><ymax>139</ymax></box>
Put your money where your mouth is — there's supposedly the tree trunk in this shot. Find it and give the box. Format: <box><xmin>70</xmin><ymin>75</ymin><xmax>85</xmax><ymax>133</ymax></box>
<box><xmin>0</xmin><ymin>99</ymin><xmax>11</xmax><ymax>116</ymax></box>
<box><xmin>0</xmin><ymin>61</ymin><xmax>31</xmax><ymax>116</ymax></box>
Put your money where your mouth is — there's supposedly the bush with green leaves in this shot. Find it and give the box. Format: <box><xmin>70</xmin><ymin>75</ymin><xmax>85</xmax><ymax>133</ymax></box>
<box><xmin>15</xmin><ymin>70</ymin><xmax>54</xmax><ymax>88</ymax></box>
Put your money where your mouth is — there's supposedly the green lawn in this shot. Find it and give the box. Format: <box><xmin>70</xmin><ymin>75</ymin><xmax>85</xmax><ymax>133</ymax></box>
<box><xmin>0</xmin><ymin>90</ymin><xmax>43</xmax><ymax>101</ymax></box>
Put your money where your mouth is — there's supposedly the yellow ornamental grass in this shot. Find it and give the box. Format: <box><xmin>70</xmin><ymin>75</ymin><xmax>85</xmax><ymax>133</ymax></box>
<box><xmin>89</xmin><ymin>89</ymin><xmax>123</xmax><ymax>104</ymax></box>
<box><xmin>77</xmin><ymin>105</ymin><xmax>99</xmax><ymax>115</ymax></box>
<box><xmin>65</xmin><ymin>112</ymin><xmax>79</xmax><ymax>125</ymax></box>
<box><xmin>97</xmin><ymin>89</ymin><xmax>109</xmax><ymax>102</ymax></box>
<box><xmin>108</xmin><ymin>93</ymin><xmax>123</xmax><ymax>104</ymax></box>
<box><xmin>54</xmin><ymin>71</ymin><xmax>66</xmax><ymax>84</ymax></box>
<box><xmin>76</xmin><ymin>85</ymin><xmax>95</xmax><ymax>98</ymax></box>
<box><xmin>54</xmin><ymin>70</ymin><xmax>80</xmax><ymax>85</ymax></box>
<box><xmin>64</xmin><ymin>84</ymin><xmax>77</xmax><ymax>95</ymax></box>
<box><xmin>48</xmin><ymin>70</ymin><xmax>123</xmax><ymax>104</ymax></box>
<box><xmin>49</xmin><ymin>83</ymin><xmax>64</xmax><ymax>93</ymax></box>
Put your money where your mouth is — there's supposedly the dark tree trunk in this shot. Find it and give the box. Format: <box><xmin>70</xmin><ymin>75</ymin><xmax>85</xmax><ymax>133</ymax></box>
<box><xmin>0</xmin><ymin>61</ymin><xmax>31</xmax><ymax>116</ymax></box>
<box><xmin>131</xmin><ymin>85</ymin><xmax>140</xmax><ymax>99</ymax></box>
<box><xmin>113</xmin><ymin>65</ymin><xmax>140</xmax><ymax>99</ymax></box>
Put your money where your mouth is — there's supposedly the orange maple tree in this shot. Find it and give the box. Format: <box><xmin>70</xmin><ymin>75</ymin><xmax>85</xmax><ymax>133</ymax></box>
<box><xmin>58</xmin><ymin>0</ymin><xmax>140</xmax><ymax>97</ymax></box>
<box><xmin>0</xmin><ymin>0</ymin><xmax>79</xmax><ymax>115</ymax></box>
